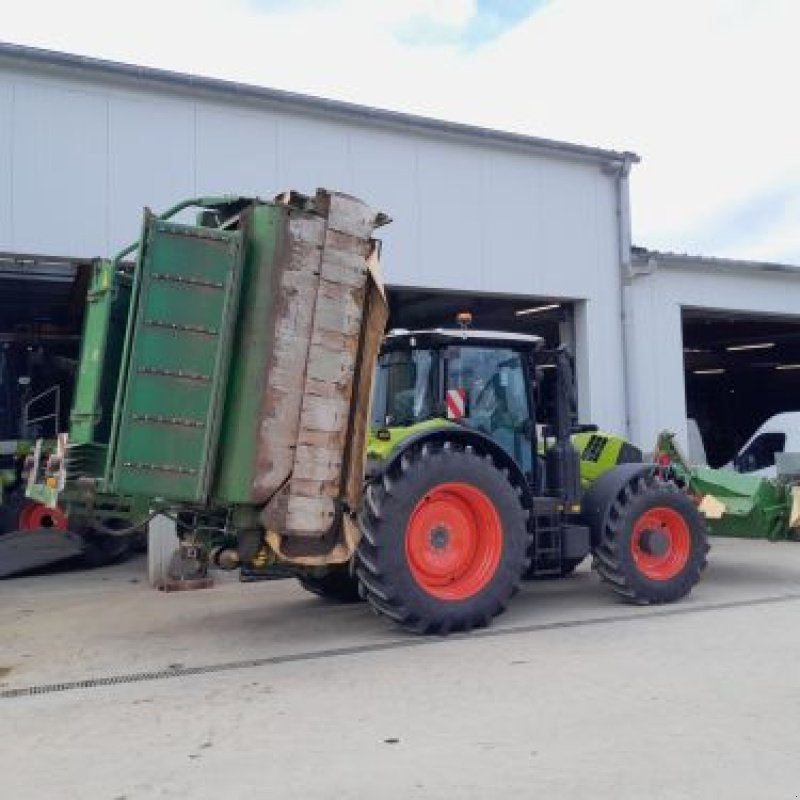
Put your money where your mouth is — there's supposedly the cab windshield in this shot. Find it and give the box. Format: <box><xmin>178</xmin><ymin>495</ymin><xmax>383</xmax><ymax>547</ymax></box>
<box><xmin>372</xmin><ymin>342</ymin><xmax>534</xmax><ymax>474</ymax></box>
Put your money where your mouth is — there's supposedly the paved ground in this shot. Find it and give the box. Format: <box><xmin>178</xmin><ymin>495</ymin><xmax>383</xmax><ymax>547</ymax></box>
<box><xmin>2</xmin><ymin>537</ymin><xmax>800</xmax><ymax>799</ymax></box>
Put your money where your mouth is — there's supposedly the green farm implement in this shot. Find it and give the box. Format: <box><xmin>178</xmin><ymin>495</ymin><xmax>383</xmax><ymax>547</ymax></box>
<box><xmin>25</xmin><ymin>188</ymin><xmax>710</xmax><ymax>633</ymax></box>
<box><xmin>655</xmin><ymin>431</ymin><xmax>800</xmax><ymax>541</ymax></box>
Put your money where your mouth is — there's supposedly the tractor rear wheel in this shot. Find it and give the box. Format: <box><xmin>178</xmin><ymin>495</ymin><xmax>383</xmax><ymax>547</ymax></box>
<box><xmin>593</xmin><ymin>473</ymin><xmax>708</xmax><ymax>604</ymax></box>
<box><xmin>355</xmin><ymin>443</ymin><xmax>530</xmax><ymax>634</ymax></box>
<box><xmin>298</xmin><ymin>567</ymin><xmax>362</xmax><ymax>603</ymax></box>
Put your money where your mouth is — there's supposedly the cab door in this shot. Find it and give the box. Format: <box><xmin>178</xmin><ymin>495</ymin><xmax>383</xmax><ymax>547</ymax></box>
<box><xmin>443</xmin><ymin>346</ymin><xmax>533</xmax><ymax>474</ymax></box>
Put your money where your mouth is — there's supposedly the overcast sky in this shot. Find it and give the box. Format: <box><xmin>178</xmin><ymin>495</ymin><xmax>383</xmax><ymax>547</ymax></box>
<box><xmin>5</xmin><ymin>0</ymin><xmax>799</xmax><ymax>264</ymax></box>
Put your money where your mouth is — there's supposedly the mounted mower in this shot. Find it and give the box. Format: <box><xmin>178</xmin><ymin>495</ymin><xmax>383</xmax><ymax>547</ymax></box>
<box><xmin>655</xmin><ymin>430</ymin><xmax>800</xmax><ymax>542</ymax></box>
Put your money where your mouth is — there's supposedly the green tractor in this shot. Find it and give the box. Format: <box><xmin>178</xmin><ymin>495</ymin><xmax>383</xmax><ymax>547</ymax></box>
<box><xmin>323</xmin><ymin>327</ymin><xmax>710</xmax><ymax>633</ymax></box>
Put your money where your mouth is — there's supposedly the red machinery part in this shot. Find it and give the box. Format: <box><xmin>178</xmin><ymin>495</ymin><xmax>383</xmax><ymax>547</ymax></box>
<box><xmin>18</xmin><ymin>502</ymin><xmax>69</xmax><ymax>532</ymax></box>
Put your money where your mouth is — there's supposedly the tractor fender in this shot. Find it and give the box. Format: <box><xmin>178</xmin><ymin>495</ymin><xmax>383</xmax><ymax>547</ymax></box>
<box><xmin>374</xmin><ymin>426</ymin><xmax>532</xmax><ymax>505</ymax></box>
<box><xmin>580</xmin><ymin>462</ymin><xmax>658</xmax><ymax>548</ymax></box>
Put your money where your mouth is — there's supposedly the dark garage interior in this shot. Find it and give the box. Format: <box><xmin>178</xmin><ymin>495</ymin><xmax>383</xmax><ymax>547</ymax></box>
<box><xmin>2</xmin><ymin>272</ymin><xmax>576</xmax><ymax>444</ymax></box>
<box><xmin>387</xmin><ymin>287</ymin><xmax>569</xmax><ymax>341</ymax></box>
<box><xmin>683</xmin><ymin>308</ymin><xmax>800</xmax><ymax>466</ymax></box>
<box><xmin>0</xmin><ymin>254</ymin><xmax>88</xmax><ymax>443</ymax></box>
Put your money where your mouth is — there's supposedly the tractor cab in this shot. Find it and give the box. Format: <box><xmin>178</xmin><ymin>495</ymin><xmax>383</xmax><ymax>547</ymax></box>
<box><xmin>370</xmin><ymin>328</ymin><xmax>545</xmax><ymax>483</ymax></box>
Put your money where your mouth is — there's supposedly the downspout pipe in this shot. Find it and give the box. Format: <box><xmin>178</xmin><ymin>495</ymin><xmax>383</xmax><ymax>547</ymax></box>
<box><xmin>610</xmin><ymin>154</ymin><xmax>636</xmax><ymax>441</ymax></box>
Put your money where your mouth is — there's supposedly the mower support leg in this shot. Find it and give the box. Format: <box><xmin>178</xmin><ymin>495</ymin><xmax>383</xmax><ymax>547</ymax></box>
<box><xmin>147</xmin><ymin>514</ymin><xmax>180</xmax><ymax>587</ymax></box>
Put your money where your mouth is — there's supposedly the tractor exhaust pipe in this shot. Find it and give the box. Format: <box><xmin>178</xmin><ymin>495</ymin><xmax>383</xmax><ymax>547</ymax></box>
<box><xmin>545</xmin><ymin>346</ymin><xmax>582</xmax><ymax>505</ymax></box>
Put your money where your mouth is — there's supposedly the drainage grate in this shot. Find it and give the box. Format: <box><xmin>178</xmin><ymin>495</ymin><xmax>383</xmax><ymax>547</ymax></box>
<box><xmin>4</xmin><ymin>592</ymin><xmax>800</xmax><ymax>700</ymax></box>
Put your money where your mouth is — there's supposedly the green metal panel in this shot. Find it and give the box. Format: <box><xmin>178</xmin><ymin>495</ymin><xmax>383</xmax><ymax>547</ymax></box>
<box><xmin>110</xmin><ymin>217</ymin><xmax>243</xmax><ymax>502</ymax></box>
<box><xmin>65</xmin><ymin>260</ymin><xmax>132</xmax><ymax>482</ymax></box>
<box><xmin>366</xmin><ymin>419</ymin><xmax>455</xmax><ymax>463</ymax></box>
<box><xmin>69</xmin><ymin>261</ymin><xmax>132</xmax><ymax>445</ymax></box>
<box><xmin>211</xmin><ymin>204</ymin><xmax>280</xmax><ymax>504</ymax></box>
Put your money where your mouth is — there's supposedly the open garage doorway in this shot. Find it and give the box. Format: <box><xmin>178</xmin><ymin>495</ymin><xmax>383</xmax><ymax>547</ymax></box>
<box><xmin>0</xmin><ymin>253</ymin><xmax>91</xmax><ymax>442</ymax></box>
<box><xmin>682</xmin><ymin>308</ymin><xmax>800</xmax><ymax>467</ymax></box>
<box><xmin>0</xmin><ymin>252</ymin><xmax>90</xmax><ymax>536</ymax></box>
<box><xmin>386</xmin><ymin>287</ymin><xmax>576</xmax><ymax>428</ymax></box>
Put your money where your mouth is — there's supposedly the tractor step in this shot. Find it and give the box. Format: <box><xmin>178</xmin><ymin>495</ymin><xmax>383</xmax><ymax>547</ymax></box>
<box><xmin>531</xmin><ymin>497</ymin><xmax>564</xmax><ymax>577</ymax></box>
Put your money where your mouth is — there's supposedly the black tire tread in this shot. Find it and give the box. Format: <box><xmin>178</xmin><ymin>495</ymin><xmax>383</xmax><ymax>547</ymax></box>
<box><xmin>593</xmin><ymin>472</ymin><xmax>709</xmax><ymax>604</ymax></box>
<box><xmin>355</xmin><ymin>442</ymin><xmax>531</xmax><ymax>634</ymax></box>
<box><xmin>298</xmin><ymin>567</ymin><xmax>363</xmax><ymax>604</ymax></box>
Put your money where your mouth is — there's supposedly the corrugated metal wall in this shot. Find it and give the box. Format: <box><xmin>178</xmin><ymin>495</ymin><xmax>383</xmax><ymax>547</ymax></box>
<box><xmin>0</xmin><ymin>60</ymin><xmax>628</xmax><ymax>433</ymax></box>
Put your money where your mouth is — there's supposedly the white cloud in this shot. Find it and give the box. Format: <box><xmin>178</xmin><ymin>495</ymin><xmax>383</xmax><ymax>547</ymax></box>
<box><xmin>3</xmin><ymin>0</ymin><xmax>799</xmax><ymax>263</ymax></box>
<box><xmin>390</xmin><ymin>0</ymin><xmax>476</xmax><ymax>29</ymax></box>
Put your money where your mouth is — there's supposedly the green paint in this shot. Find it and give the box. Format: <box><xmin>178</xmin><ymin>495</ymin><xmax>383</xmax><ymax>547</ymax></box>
<box><xmin>109</xmin><ymin>219</ymin><xmax>244</xmax><ymax>502</ymax></box>
<box><xmin>573</xmin><ymin>431</ymin><xmax>636</xmax><ymax>486</ymax></box>
<box><xmin>656</xmin><ymin>431</ymin><xmax>794</xmax><ymax>540</ymax></box>
<box><xmin>690</xmin><ymin>466</ymin><xmax>790</xmax><ymax>540</ymax></box>
<box><xmin>65</xmin><ymin>260</ymin><xmax>132</xmax><ymax>484</ymax></box>
<box><xmin>211</xmin><ymin>204</ymin><xmax>281</xmax><ymax>504</ymax></box>
<box><xmin>367</xmin><ymin>418</ymin><xmax>455</xmax><ymax>462</ymax></box>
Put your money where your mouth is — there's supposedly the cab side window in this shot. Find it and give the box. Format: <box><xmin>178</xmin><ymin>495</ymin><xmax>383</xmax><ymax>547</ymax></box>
<box><xmin>445</xmin><ymin>346</ymin><xmax>531</xmax><ymax>471</ymax></box>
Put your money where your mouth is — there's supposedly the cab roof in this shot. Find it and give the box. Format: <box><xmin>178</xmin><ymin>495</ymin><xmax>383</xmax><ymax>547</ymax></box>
<box><xmin>382</xmin><ymin>328</ymin><xmax>545</xmax><ymax>351</ymax></box>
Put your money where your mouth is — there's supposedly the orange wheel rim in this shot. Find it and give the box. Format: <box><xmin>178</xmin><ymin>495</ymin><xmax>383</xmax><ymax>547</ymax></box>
<box><xmin>405</xmin><ymin>482</ymin><xmax>503</xmax><ymax>600</ymax></box>
<box><xmin>631</xmin><ymin>506</ymin><xmax>691</xmax><ymax>581</ymax></box>
<box><xmin>19</xmin><ymin>502</ymin><xmax>68</xmax><ymax>531</ymax></box>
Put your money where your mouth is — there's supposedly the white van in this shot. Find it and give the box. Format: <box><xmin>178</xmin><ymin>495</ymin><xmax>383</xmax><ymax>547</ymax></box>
<box><xmin>729</xmin><ymin>412</ymin><xmax>800</xmax><ymax>478</ymax></box>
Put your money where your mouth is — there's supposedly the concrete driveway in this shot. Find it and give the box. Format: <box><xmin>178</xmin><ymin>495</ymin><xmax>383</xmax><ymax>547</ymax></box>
<box><xmin>2</xmin><ymin>537</ymin><xmax>800</xmax><ymax>799</ymax></box>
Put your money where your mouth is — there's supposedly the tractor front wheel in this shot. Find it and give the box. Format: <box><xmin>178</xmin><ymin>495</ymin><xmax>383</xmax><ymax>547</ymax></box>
<box><xmin>593</xmin><ymin>473</ymin><xmax>708</xmax><ymax>604</ymax></box>
<box><xmin>355</xmin><ymin>443</ymin><xmax>530</xmax><ymax>634</ymax></box>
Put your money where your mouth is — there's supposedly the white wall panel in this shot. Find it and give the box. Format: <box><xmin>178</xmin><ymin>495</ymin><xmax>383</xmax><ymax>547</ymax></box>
<box><xmin>108</xmin><ymin>93</ymin><xmax>195</xmax><ymax>252</ymax></box>
<box><xmin>195</xmin><ymin>105</ymin><xmax>279</xmax><ymax>198</ymax></box>
<box><xmin>346</xmin><ymin>128</ymin><xmax>418</xmax><ymax>285</ymax></box>
<box><xmin>538</xmin><ymin>160</ymin><xmax>603</xmax><ymax>294</ymax></box>
<box><xmin>415</xmin><ymin>140</ymin><xmax>484</xmax><ymax>290</ymax></box>
<box><xmin>11</xmin><ymin>78</ymin><xmax>107</xmax><ymax>255</ymax></box>
<box><xmin>0</xmin><ymin>78</ymin><xmax>12</xmax><ymax>250</ymax></box>
<box><xmin>274</xmin><ymin>114</ymin><xmax>351</xmax><ymax>194</ymax></box>
<box><xmin>481</xmin><ymin>150</ymin><xmax>544</xmax><ymax>295</ymax></box>
<box><xmin>592</xmin><ymin>175</ymin><xmax>620</xmax><ymax>284</ymax></box>
<box><xmin>575</xmin><ymin>295</ymin><xmax>627</xmax><ymax>434</ymax></box>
